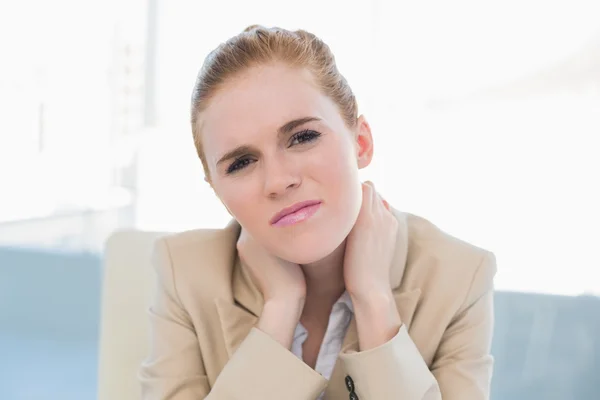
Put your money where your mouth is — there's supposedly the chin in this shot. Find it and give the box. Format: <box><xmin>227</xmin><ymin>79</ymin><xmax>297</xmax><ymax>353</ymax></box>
<box><xmin>274</xmin><ymin>227</ymin><xmax>348</xmax><ymax>265</ymax></box>
<box><xmin>282</xmin><ymin>248</ymin><xmax>331</xmax><ymax>265</ymax></box>
<box><xmin>266</xmin><ymin>201</ymin><xmax>361</xmax><ymax>264</ymax></box>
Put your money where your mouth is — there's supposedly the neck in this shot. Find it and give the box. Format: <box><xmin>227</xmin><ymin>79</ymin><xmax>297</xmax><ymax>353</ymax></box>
<box><xmin>300</xmin><ymin>239</ymin><xmax>347</xmax><ymax>308</ymax></box>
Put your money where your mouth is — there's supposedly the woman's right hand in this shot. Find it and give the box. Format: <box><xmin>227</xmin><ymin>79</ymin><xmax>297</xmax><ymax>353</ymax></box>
<box><xmin>236</xmin><ymin>227</ymin><xmax>307</xmax><ymax>303</ymax></box>
<box><xmin>236</xmin><ymin>228</ymin><xmax>306</xmax><ymax>349</ymax></box>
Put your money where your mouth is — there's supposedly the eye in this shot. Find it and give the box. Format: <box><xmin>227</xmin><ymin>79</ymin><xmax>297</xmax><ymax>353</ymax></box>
<box><xmin>226</xmin><ymin>157</ymin><xmax>254</xmax><ymax>174</ymax></box>
<box><xmin>289</xmin><ymin>129</ymin><xmax>321</xmax><ymax>147</ymax></box>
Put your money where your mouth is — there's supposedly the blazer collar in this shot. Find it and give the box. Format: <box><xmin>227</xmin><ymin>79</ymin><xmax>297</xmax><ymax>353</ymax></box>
<box><xmin>217</xmin><ymin>207</ymin><xmax>416</xmax><ymax>358</ymax></box>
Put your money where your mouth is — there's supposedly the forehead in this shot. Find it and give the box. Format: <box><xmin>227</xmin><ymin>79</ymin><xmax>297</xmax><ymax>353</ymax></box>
<box><xmin>200</xmin><ymin>64</ymin><xmax>341</xmax><ymax>163</ymax></box>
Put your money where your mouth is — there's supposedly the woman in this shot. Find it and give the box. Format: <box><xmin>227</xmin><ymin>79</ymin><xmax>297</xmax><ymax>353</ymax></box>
<box><xmin>139</xmin><ymin>25</ymin><xmax>496</xmax><ymax>400</ymax></box>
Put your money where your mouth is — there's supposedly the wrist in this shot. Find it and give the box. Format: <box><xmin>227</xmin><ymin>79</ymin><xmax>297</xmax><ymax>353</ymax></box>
<box><xmin>349</xmin><ymin>286</ymin><xmax>394</xmax><ymax>308</ymax></box>
<box><xmin>263</xmin><ymin>296</ymin><xmax>305</xmax><ymax>318</ymax></box>
<box><xmin>257</xmin><ymin>298</ymin><xmax>305</xmax><ymax>350</ymax></box>
<box><xmin>351</xmin><ymin>289</ymin><xmax>401</xmax><ymax>351</ymax></box>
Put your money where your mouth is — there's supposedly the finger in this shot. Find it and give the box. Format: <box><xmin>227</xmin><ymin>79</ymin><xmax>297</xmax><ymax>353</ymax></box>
<box><xmin>364</xmin><ymin>181</ymin><xmax>376</xmax><ymax>207</ymax></box>
<box><xmin>366</xmin><ymin>181</ymin><xmax>385</xmax><ymax>211</ymax></box>
<box><xmin>361</xmin><ymin>181</ymin><xmax>374</xmax><ymax>211</ymax></box>
<box><xmin>372</xmin><ymin>186</ymin><xmax>391</xmax><ymax>214</ymax></box>
<box><xmin>382</xmin><ymin>197</ymin><xmax>390</xmax><ymax>211</ymax></box>
<box><xmin>373</xmin><ymin>190</ymin><xmax>385</xmax><ymax>215</ymax></box>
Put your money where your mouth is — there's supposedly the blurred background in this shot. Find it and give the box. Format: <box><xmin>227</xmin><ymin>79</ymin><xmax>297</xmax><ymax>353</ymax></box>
<box><xmin>0</xmin><ymin>0</ymin><xmax>599</xmax><ymax>398</ymax></box>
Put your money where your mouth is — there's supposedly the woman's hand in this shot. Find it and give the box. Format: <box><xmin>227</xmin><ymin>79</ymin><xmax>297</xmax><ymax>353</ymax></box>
<box><xmin>343</xmin><ymin>181</ymin><xmax>398</xmax><ymax>299</ymax></box>
<box><xmin>343</xmin><ymin>181</ymin><xmax>402</xmax><ymax>350</ymax></box>
<box><xmin>236</xmin><ymin>228</ymin><xmax>306</xmax><ymax>349</ymax></box>
<box><xmin>237</xmin><ymin>228</ymin><xmax>307</xmax><ymax>303</ymax></box>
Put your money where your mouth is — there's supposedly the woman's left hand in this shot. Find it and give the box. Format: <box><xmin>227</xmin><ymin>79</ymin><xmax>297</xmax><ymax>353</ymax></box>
<box><xmin>343</xmin><ymin>181</ymin><xmax>398</xmax><ymax>300</ymax></box>
<box><xmin>343</xmin><ymin>181</ymin><xmax>402</xmax><ymax>350</ymax></box>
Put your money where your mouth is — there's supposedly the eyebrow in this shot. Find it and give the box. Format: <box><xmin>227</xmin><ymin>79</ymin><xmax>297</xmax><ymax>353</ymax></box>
<box><xmin>216</xmin><ymin>116</ymin><xmax>321</xmax><ymax>167</ymax></box>
<box><xmin>278</xmin><ymin>116</ymin><xmax>321</xmax><ymax>135</ymax></box>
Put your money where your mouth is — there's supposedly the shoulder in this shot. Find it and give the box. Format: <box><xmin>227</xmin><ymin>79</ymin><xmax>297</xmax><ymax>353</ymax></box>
<box><xmin>152</xmin><ymin>221</ymin><xmax>241</xmax><ymax>300</ymax></box>
<box><xmin>405</xmin><ymin>212</ymin><xmax>494</xmax><ymax>271</ymax></box>
<box><xmin>160</xmin><ymin>225</ymin><xmax>237</xmax><ymax>257</ymax></box>
<box><xmin>402</xmin><ymin>212</ymin><xmax>497</xmax><ymax>311</ymax></box>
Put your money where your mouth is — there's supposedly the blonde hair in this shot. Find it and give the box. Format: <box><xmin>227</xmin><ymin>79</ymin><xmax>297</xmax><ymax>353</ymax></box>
<box><xmin>191</xmin><ymin>25</ymin><xmax>358</xmax><ymax>179</ymax></box>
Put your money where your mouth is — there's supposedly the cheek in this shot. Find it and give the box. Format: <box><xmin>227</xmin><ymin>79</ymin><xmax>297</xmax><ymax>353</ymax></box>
<box><xmin>217</xmin><ymin>180</ymin><xmax>261</xmax><ymax>224</ymax></box>
<box><xmin>309</xmin><ymin>136</ymin><xmax>359</xmax><ymax>192</ymax></box>
<box><xmin>309</xmin><ymin>137</ymin><xmax>362</xmax><ymax>225</ymax></box>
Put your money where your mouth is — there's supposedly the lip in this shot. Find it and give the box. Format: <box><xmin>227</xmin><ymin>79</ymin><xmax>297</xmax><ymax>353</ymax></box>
<box><xmin>270</xmin><ymin>200</ymin><xmax>322</xmax><ymax>225</ymax></box>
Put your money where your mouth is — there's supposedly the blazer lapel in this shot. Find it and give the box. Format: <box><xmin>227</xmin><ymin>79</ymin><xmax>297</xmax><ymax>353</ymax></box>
<box><xmin>215</xmin><ymin>221</ymin><xmax>265</xmax><ymax>357</ymax></box>
<box><xmin>215</xmin><ymin>297</ymin><xmax>258</xmax><ymax>358</ymax></box>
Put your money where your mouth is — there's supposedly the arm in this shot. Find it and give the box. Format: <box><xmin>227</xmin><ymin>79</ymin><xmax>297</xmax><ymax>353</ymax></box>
<box><xmin>139</xmin><ymin>238</ymin><xmax>327</xmax><ymax>400</ymax></box>
<box><xmin>426</xmin><ymin>252</ymin><xmax>496</xmax><ymax>399</ymax></box>
<box><xmin>339</xmin><ymin>252</ymin><xmax>497</xmax><ymax>399</ymax></box>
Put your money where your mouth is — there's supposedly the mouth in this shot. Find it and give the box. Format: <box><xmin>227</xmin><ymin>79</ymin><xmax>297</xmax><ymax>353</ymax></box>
<box><xmin>270</xmin><ymin>200</ymin><xmax>322</xmax><ymax>227</ymax></box>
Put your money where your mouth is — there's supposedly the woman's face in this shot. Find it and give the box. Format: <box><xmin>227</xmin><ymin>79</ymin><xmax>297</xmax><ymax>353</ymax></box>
<box><xmin>200</xmin><ymin>63</ymin><xmax>373</xmax><ymax>264</ymax></box>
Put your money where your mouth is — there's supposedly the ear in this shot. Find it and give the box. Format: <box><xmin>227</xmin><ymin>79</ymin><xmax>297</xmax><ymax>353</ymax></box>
<box><xmin>354</xmin><ymin>115</ymin><xmax>374</xmax><ymax>169</ymax></box>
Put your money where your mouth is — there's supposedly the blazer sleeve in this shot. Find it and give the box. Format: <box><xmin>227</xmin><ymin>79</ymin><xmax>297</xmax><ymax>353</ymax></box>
<box><xmin>338</xmin><ymin>252</ymin><xmax>497</xmax><ymax>400</ymax></box>
<box><xmin>139</xmin><ymin>238</ymin><xmax>327</xmax><ymax>400</ymax></box>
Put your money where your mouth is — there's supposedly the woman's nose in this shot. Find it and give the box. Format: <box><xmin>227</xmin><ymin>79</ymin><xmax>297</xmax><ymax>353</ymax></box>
<box><xmin>262</xmin><ymin>156</ymin><xmax>301</xmax><ymax>198</ymax></box>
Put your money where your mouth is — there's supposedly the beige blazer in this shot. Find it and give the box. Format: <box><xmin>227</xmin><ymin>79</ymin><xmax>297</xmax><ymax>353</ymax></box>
<box><xmin>139</xmin><ymin>209</ymin><xmax>496</xmax><ymax>399</ymax></box>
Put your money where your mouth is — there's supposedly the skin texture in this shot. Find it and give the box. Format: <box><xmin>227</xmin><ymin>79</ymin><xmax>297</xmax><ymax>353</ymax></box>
<box><xmin>199</xmin><ymin>62</ymin><xmax>401</xmax><ymax>357</ymax></box>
